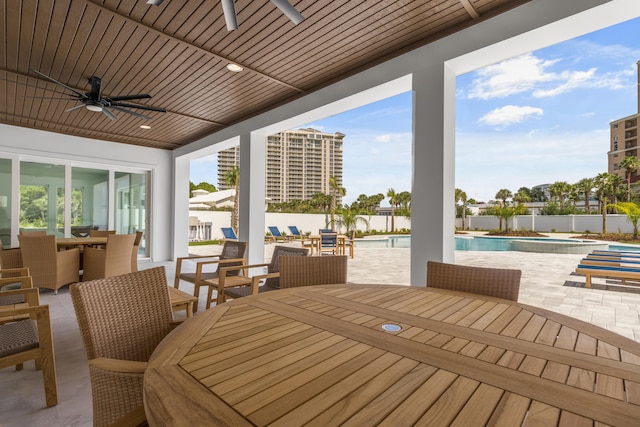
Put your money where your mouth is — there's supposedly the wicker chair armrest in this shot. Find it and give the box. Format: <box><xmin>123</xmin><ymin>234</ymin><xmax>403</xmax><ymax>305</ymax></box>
<box><xmin>89</xmin><ymin>357</ymin><xmax>147</xmax><ymax>374</ymax></box>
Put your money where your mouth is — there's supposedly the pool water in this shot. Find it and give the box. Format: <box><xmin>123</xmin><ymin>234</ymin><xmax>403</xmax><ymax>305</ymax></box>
<box><xmin>354</xmin><ymin>235</ymin><xmax>640</xmax><ymax>252</ymax></box>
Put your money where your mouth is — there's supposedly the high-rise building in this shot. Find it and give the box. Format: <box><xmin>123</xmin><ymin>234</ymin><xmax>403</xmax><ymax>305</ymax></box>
<box><xmin>218</xmin><ymin>128</ymin><xmax>344</xmax><ymax>204</ymax></box>
<box><xmin>609</xmin><ymin>61</ymin><xmax>640</xmax><ymax>181</ymax></box>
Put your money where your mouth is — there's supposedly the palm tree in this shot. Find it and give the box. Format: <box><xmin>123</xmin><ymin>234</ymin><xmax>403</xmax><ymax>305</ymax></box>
<box><xmin>329</xmin><ymin>176</ymin><xmax>346</xmax><ymax>229</ymax></box>
<box><xmin>619</xmin><ymin>156</ymin><xmax>640</xmax><ymax>201</ymax></box>
<box><xmin>387</xmin><ymin>188</ymin><xmax>398</xmax><ymax>232</ymax></box>
<box><xmin>595</xmin><ymin>172</ymin><xmax>615</xmax><ymax>234</ymax></box>
<box><xmin>575</xmin><ymin>177</ymin><xmax>594</xmax><ymax>214</ymax></box>
<box><xmin>609</xmin><ymin>201</ymin><xmax>640</xmax><ymax>239</ymax></box>
<box><xmin>494</xmin><ymin>189</ymin><xmax>512</xmax><ymax>231</ymax></box>
<box><xmin>334</xmin><ymin>207</ymin><xmax>370</xmax><ymax>235</ymax></box>
<box><xmin>224</xmin><ymin>166</ymin><xmax>240</xmax><ymax>235</ymax></box>
<box><xmin>455</xmin><ymin>188</ymin><xmax>467</xmax><ymax>230</ymax></box>
<box><xmin>548</xmin><ymin>181</ymin><xmax>571</xmax><ymax>209</ymax></box>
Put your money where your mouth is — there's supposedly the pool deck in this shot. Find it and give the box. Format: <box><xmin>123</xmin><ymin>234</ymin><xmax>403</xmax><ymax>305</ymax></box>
<box><xmin>182</xmin><ymin>233</ymin><xmax>640</xmax><ymax>342</ymax></box>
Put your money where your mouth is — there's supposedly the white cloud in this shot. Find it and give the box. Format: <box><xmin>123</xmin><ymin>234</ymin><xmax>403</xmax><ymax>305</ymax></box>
<box><xmin>467</xmin><ymin>53</ymin><xmax>633</xmax><ymax>100</ymax></box>
<box><xmin>477</xmin><ymin>105</ymin><xmax>543</xmax><ymax>129</ymax></box>
<box><xmin>468</xmin><ymin>54</ymin><xmax>559</xmax><ymax>100</ymax></box>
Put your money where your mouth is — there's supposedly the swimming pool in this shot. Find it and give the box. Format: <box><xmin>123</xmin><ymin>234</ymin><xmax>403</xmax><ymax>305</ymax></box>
<box><xmin>354</xmin><ymin>235</ymin><xmax>625</xmax><ymax>254</ymax></box>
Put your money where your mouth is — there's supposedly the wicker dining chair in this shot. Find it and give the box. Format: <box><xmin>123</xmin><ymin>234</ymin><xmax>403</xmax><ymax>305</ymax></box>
<box><xmin>18</xmin><ymin>234</ymin><xmax>80</xmax><ymax>294</ymax></box>
<box><xmin>279</xmin><ymin>254</ymin><xmax>349</xmax><ymax>288</ymax></box>
<box><xmin>0</xmin><ymin>287</ymin><xmax>58</xmax><ymax>407</ymax></box>
<box><xmin>215</xmin><ymin>245</ymin><xmax>310</xmax><ymax>304</ymax></box>
<box><xmin>82</xmin><ymin>233</ymin><xmax>136</xmax><ymax>282</ymax></box>
<box><xmin>173</xmin><ymin>240</ymin><xmax>247</xmax><ymax>312</ymax></box>
<box><xmin>70</xmin><ymin>266</ymin><xmax>175</xmax><ymax>427</ymax></box>
<box><xmin>131</xmin><ymin>231</ymin><xmax>144</xmax><ymax>272</ymax></box>
<box><xmin>0</xmin><ymin>240</ymin><xmax>22</xmax><ymax>269</ymax></box>
<box><xmin>426</xmin><ymin>261</ymin><xmax>521</xmax><ymax>301</ymax></box>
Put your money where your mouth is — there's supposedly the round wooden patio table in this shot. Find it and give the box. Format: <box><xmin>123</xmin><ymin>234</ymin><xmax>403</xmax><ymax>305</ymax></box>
<box><xmin>143</xmin><ymin>284</ymin><xmax>640</xmax><ymax>426</ymax></box>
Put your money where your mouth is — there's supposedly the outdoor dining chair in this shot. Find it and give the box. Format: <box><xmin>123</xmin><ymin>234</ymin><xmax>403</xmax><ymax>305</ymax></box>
<box><xmin>319</xmin><ymin>229</ymin><xmax>338</xmax><ymax>255</ymax></box>
<box><xmin>426</xmin><ymin>261</ymin><xmax>521</xmax><ymax>301</ymax></box>
<box><xmin>70</xmin><ymin>267</ymin><xmax>176</xmax><ymax>427</ymax></box>
<box><xmin>0</xmin><ymin>287</ymin><xmax>58</xmax><ymax>408</ymax></box>
<box><xmin>173</xmin><ymin>240</ymin><xmax>247</xmax><ymax>312</ymax></box>
<box><xmin>82</xmin><ymin>233</ymin><xmax>136</xmax><ymax>282</ymax></box>
<box><xmin>18</xmin><ymin>234</ymin><xmax>80</xmax><ymax>294</ymax></box>
<box><xmin>0</xmin><ymin>241</ymin><xmax>22</xmax><ymax>269</ymax></box>
<box><xmin>214</xmin><ymin>245</ymin><xmax>310</xmax><ymax>304</ymax></box>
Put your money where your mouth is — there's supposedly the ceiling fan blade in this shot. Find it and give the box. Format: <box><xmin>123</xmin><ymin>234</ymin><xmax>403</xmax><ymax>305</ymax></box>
<box><xmin>107</xmin><ymin>94</ymin><xmax>152</xmax><ymax>102</ymax></box>
<box><xmin>111</xmin><ymin>106</ymin><xmax>152</xmax><ymax>120</ymax></box>
<box><xmin>32</xmin><ymin>70</ymin><xmax>87</xmax><ymax>98</ymax></box>
<box><xmin>101</xmin><ymin>107</ymin><xmax>117</xmax><ymax>120</ymax></box>
<box><xmin>221</xmin><ymin>0</ymin><xmax>239</xmax><ymax>31</ymax></box>
<box><xmin>65</xmin><ymin>104</ymin><xmax>86</xmax><ymax>112</ymax></box>
<box><xmin>89</xmin><ymin>76</ymin><xmax>102</xmax><ymax>98</ymax></box>
<box><xmin>146</xmin><ymin>0</ymin><xmax>164</xmax><ymax>5</ymax></box>
<box><xmin>111</xmin><ymin>102</ymin><xmax>167</xmax><ymax>113</ymax></box>
<box><xmin>270</xmin><ymin>0</ymin><xmax>304</xmax><ymax>25</ymax></box>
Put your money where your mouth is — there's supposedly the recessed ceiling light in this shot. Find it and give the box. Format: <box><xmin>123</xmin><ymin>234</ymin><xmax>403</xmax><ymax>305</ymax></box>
<box><xmin>140</xmin><ymin>125</ymin><xmax>151</xmax><ymax>129</ymax></box>
<box><xmin>226</xmin><ymin>63</ymin><xmax>243</xmax><ymax>72</ymax></box>
<box><xmin>85</xmin><ymin>104</ymin><xmax>103</xmax><ymax>112</ymax></box>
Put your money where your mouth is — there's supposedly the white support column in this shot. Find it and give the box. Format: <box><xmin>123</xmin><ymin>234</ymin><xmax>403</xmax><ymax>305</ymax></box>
<box><xmin>173</xmin><ymin>155</ymin><xmax>191</xmax><ymax>259</ymax></box>
<box><xmin>64</xmin><ymin>165</ymin><xmax>71</xmax><ymax>237</ymax></box>
<box><xmin>410</xmin><ymin>64</ymin><xmax>456</xmax><ymax>286</ymax></box>
<box><xmin>239</xmin><ymin>131</ymin><xmax>266</xmax><ymax>264</ymax></box>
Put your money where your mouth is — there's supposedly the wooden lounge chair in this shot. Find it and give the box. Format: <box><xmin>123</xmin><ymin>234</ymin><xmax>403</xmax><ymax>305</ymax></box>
<box><xmin>575</xmin><ymin>263</ymin><xmax>640</xmax><ymax>288</ymax></box>
<box><xmin>288</xmin><ymin>226</ymin><xmax>312</xmax><ymax>250</ymax></box>
<box><xmin>214</xmin><ymin>245</ymin><xmax>310</xmax><ymax>303</ymax></box>
<box><xmin>221</xmin><ymin>227</ymin><xmax>238</xmax><ymax>241</ymax></box>
<box><xmin>426</xmin><ymin>261</ymin><xmax>521</xmax><ymax>301</ymax></box>
<box><xmin>268</xmin><ymin>226</ymin><xmax>292</xmax><ymax>242</ymax></box>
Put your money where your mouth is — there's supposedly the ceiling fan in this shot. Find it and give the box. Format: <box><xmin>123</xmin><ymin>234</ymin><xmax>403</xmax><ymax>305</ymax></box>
<box><xmin>146</xmin><ymin>0</ymin><xmax>304</xmax><ymax>31</ymax></box>
<box><xmin>31</xmin><ymin>70</ymin><xmax>167</xmax><ymax>121</ymax></box>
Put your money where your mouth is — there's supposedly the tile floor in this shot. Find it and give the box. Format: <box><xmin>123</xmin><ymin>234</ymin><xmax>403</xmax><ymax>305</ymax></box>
<box><xmin>2</xmin><ymin>240</ymin><xmax>640</xmax><ymax>426</ymax></box>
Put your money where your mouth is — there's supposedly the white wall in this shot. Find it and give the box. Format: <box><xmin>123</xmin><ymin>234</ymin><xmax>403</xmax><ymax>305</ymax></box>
<box><xmin>0</xmin><ymin>124</ymin><xmax>174</xmax><ymax>261</ymax></box>
<box><xmin>459</xmin><ymin>214</ymin><xmax>635</xmax><ymax>234</ymax></box>
<box><xmin>189</xmin><ymin>211</ymin><xmax>412</xmax><ymax>240</ymax></box>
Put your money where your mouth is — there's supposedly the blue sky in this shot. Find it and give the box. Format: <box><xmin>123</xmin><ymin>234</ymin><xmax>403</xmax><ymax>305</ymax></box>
<box><xmin>191</xmin><ymin>17</ymin><xmax>640</xmax><ymax>205</ymax></box>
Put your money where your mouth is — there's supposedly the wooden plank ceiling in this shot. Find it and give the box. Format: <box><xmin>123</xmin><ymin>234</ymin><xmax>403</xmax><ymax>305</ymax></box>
<box><xmin>1</xmin><ymin>0</ymin><xmax>529</xmax><ymax>150</ymax></box>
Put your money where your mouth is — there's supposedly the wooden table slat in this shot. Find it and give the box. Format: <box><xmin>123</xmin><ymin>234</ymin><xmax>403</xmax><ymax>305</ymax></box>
<box><xmin>242</xmin><ymin>346</ymin><xmax>384</xmax><ymax>421</ymax></box>
<box><xmin>525</xmin><ymin>401</ymin><xmax>561</xmax><ymax>425</ymax></box>
<box><xmin>413</xmin><ymin>376</ymin><xmax>480</xmax><ymax>427</ymax></box>
<box><xmin>303</xmin><ymin>357</ymin><xmax>422</xmax><ymax>427</ymax></box>
<box><xmin>485</xmin><ymin>392</ymin><xmax>530</xmax><ymax>426</ymax></box>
